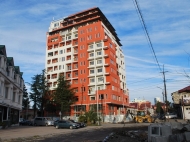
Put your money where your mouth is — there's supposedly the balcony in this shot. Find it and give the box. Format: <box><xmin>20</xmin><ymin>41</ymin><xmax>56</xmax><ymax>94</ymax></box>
<box><xmin>105</xmin><ymin>82</ymin><xmax>110</xmax><ymax>85</ymax></box>
<box><xmin>95</xmin><ymin>55</ymin><xmax>102</xmax><ymax>59</ymax></box>
<box><xmin>73</xmin><ymin>50</ymin><xmax>78</xmax><ymax>54</ymax></box>
<box><xmin>87</xmin><ymin>48</ymin><xmax>94</xmax><ymax>52</ymax></box>
<box><xmin>104</xmin><ymin>63</ymin><xmax>109</xmax><ymax>67</ymax></box>
<box><xmin>88</xmin><ymin>56</ymin><xmax>94</xmax><ymax>60</ymax></box>
<box><xmin>51</xmin><ymin>76</ymin><xmax>57</xmax><ymax>79</ymax></box>
<box><xmin>88</xmin><ymin>91</ymin><xmax>96</xmax><ymax>95</ymax></box>
<box><xmin>104</xmin><ymin>54</ymin><xmax>109</xmax><ymax>58</ymax></box>
<box><xmin>47</xmin><ymin>70</ymin><xmax>53</xmax><ymax>72</ymax></box>
<box><xmin>103</xmin><ymin>36</ymin><xmax>108</xmax><ymax>42</ymax></box>
<box><xmin>105</xmin><ymin>72</ymin><xmax>110</xmax><ymax>76</ymax></box>
<box><xmin>103</xmin><ymin>46</ymin><xmax>108</xmax><ymax>50</ymax></box>
<box><xmin>73</xmin><ymin>58</ymin><xmax>78</xmax><ymax>62</ymax></box>
<box><xmin>95</xmin><ymin>46</ymin><xmax>102</xmax><ymax>51</ymax></box>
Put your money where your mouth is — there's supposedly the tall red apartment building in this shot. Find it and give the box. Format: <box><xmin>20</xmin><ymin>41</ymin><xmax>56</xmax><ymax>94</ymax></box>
<box><xmin>45</xmin><ymin>7</ymin><xmax>129</xmax><ymax>119</ymax></box>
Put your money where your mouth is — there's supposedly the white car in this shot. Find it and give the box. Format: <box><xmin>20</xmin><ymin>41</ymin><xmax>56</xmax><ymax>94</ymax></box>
<box><xmin>165</xmin><ymin>113</ymin><xmax>177</xmax><ymax>119</ymax></box>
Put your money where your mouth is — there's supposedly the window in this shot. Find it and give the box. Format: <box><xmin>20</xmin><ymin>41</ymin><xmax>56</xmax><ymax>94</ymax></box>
<box><xmin>112</xmin><ymin>94</ymin><xmax>116</xmax><ymax>100</ymax></box>
<box><xmin>97</xmin><ymin>42</ymin><xmax>102</xmax><ymax>47</ymax></box>
<box><xmin>67</xmin><ymin>36</ymin><xmax>71</xmax><ymax>40</ymax></box>
<box><xmin>97</xmin><ymin>68</ymin><xmax>102</xmax><ymax>73</ymax></box>
<box><xmin>89</xmin><ymin>44</ymin><xmax>93</xmax><ymax>49</ymax></box>
<box><xmin>18</xmin><ymin>95</ymin><xmax>21</xmax><ymax>104</ymax></box>
<box><xmin>63</xmin><ymin>65</ymin><xmax>64</xmax><ymax>69</ymax></box>
<box><xmin>5</xmin><ymin>87</ymin><xmax>8</xmax><ymax>99</ymax></box>
<box><xmin>74</xmin><ymin>88</ymin><xmax>78</xmax><ymax>92</ymax></box>
<box><xmin>112</xmin><ymin>86</ymin><xmax>114</xmax><ymax>90</ymax></box>
<box><xmin>67</xmin><ymin>73</ymin><xmax>71</xmax><ymax>77</ymax></box>
<box><xmin>90</xmin><ymin>70</ymin><xmax>94</xmax><ymax>74</ymax></box>
<box><xmin>74</xmin><ymin>80</ymin><xmax>78</xmax><ymax>84</ymax></box>
<box><xmin>59</xmin><ymin>65</ymin><xmax>61</xmax><ymax>70</ymax></box>
<box><xmin>97</xmin><ymin>60</ymin><xmax>102</xmax><ymax>64</ymax></box>
<box><xmin>90</xmin><ymin>61</ymin><xmax>94</xmax><ymax>65</ymax></box>
<box><xmin>75</xmin><ymin>72</ymin><xmax>78</xmax><ymax>76</ymax></box>
<box><xmin>97</xmin><ymin>51</ymin><xmax>102</xmax><ymax>56</ymax></box>
<box><xmin>90</xmin><ymin>78</ymin><xmax>95</xmax><ymax>83</ymax></box>
<box><xmin>88</xmin><ymin>28</ymin><xmax>92</xmax><ymax>32</ymax></box>
<box><xmin>110</xmin><ymin>43</ymin><xmax>112</xmax><ymax>48</ymax></box>
<box><xmin>62</xmin><ymin>57</ymin><xmax>65</xmax><ymax>61</ymax></box>
<box><xmin>88</xmin><ymin>35</ymin><xmax>92</xmax><ymax>40</ymax></box>
<box><xmin>98</xmin><ymin>77</ymin><xmax>103</xmax><ymax>82</ymax></box>
<box><xmin>96</xmin><ymin>33</ymin><xmax>100</xmax><ymax>38</ymax></box>
<box><xmin>80</xmin><ymin>45</ymin><xmax>83</xmax><ymax>50</ymax></box>
<box><xmin>59</xmin><ymin>50</ymin><xmax>63</xmax><ymax>54</ymax></box>
<box><xmin>54</xmin><ymin>23</ymin><xmax>59</xmax><ymax>27</ymax></box>
<box><xmin>12</xmin><ymin>92</ymin><xmax>15</xmax><ymax>102</ymax></box>
<box><xmin>90</xmin><ymin>96</ymin><xmax>95</xmax><ymax>100</ymax></box>
<box><xmin>110</xmin><ymin>59</ymin><xmax>114</xmax><ymax>64</ymax></box>
<box><xmin>89</xmin><ymin>53</ymin><xmax>94</xmax><ymax>57</ymax></box>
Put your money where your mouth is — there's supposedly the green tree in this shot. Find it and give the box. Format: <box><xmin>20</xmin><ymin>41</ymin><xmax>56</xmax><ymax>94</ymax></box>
<box><xmin>53</xmin><ymin>75</ymin><xmax>76</xmax><ymax>118</ymax></box>
<box><xmin>22</xmin><ymin>85</ymin><xmax>30</xmax><ymax>119</ymax></box>
<box><xmin>29</xmin><ymin>70</ymin><xmax>49</xmax><ymax>117</ymax></box>
<box><xmin>156</xmin><ymin>102</ymin><xmax>164</xmax><ymax>114</ymax></box>
<box><xmin>22</xmin><ymin>85</ymin><xmax>30</xmax><ymax>110</ymax></box>
<box><xmin>29</xmin><ymin>74</ymin><xmax>41</xmax><ymax>118</ymax></box>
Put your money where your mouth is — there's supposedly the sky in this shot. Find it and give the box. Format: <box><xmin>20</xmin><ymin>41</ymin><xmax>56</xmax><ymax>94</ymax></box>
<box><xmin>0</xmin><ymin>0</ymin><xmax>190</xmax><ymax>104</ymax></box>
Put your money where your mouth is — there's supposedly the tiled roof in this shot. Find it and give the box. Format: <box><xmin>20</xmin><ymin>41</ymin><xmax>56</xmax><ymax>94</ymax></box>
<box><xmin>178</xmin><ymin>86</ymin><xmax>190</xmax><ymax>93</ymax></box>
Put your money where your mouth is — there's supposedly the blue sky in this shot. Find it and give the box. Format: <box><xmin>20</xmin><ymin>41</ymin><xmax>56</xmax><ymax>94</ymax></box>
<box><xmin>0</xmin><ymin>0</ymin><xmax>190</xmax><ymax>104</ymax></box>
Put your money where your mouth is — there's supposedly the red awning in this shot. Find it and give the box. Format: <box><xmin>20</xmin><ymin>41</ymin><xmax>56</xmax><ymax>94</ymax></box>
<box><xmin>178</xmin><ymin>86</ymin><xmax>190</xmax><ymax>93</ymax></box>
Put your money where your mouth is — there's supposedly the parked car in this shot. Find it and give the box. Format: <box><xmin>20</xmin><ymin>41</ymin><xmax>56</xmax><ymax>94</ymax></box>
<box><xmin>69</xmin><ymin>120</ymin><xmax>86</xmax><ymax>127</ymax></box>
<box><xmin>54</xmin><ymin>120</ymin><xmax>80</xmax><ymax>129</ymax></box>
<box><xmin>19</xmin><ymin>120</ymin><xmax>33</xmax><ymax>126</ymax></box>
<box><xmin>19</xmin><ymin>118</ymin><xmax>25</xmax><ymax>122</ymax></box>
<box><xmin>165</xmin><ymin>113</ymin><xmax>177</xmax><ymax>119</ymax></box>
<box><xmin>33</xmin><ymin>117</ymin><xmax>54</xmax><ymax>126</ymax></box>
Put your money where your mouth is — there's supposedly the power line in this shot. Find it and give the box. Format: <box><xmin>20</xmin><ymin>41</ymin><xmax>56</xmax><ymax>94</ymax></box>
<box><xmin>132</xmin><ymin>0</ymin><xmax>161</xmax><ymax>72</ymax></box>
<box><xmin>127</xmin><ymin>75</ymin><xmax>162</xmax><ymax>85</ymax></box>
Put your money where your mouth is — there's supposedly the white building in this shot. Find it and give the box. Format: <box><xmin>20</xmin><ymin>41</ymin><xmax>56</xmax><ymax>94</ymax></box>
<box><xmin>0</xmin><ymin>45</ymin><xmax>24</xmax><ymax>124</ymax></box>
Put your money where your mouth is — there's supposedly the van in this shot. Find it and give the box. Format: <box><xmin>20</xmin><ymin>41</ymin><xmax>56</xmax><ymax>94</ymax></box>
<box><xmin>33</xmin><ymin>117</ymin><xmax>54</xmax><ymax>126</ymax></box>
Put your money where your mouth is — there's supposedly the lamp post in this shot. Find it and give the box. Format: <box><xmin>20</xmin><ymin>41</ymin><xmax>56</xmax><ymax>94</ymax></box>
<box><xmin>81</xmin><ymin>83</ymin><xmax>84</xmax><ymax>113</ymax></box>
<box><xmin>26</xmin><ymin>99</ymin><xmax>29</xmax><ymax>120</ymax></box>
<box><xmin>157</xmin><ymin>87</ymin><xmax>165</xmax><ymax>103</ymax></box>
<box><xmin>96</xmin><ymin>89</ymin><xmax>99</xmax><ymax>125</ymax></box>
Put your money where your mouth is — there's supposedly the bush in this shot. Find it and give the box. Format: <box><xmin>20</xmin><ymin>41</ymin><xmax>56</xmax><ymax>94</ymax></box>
<box><xmin>0</xmin><ymin>121</ymin><xmax>7</xmax><ymax>129</ymax></box>
<box><xmin>78</xmin><ymin>115</ymin><xmax>87</xmax><ymax>123</ymax></box>
<box><xmin>78</xmin><ymin>110</ymin><xmax>98</xmax><ymax>125</ymax></box>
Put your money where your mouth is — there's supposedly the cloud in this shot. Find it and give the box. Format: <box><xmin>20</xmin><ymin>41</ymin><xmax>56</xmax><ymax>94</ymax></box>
<box><xmin>0</xmin><ymin>0</ymin><xmax>190</xmax><ymax>104</ymax></box>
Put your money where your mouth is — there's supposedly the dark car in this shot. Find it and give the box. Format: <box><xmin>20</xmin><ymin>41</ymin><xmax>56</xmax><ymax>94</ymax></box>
<box><xmin>19</xmin><ymin>120</ymin><xmax>33</xmax><ymax>126</ymax></box>
<box><xmin>54</xmin><ymin>120</ymin><xmax>79</xmax><ymax>129</ymax></box>
<box><xmin>69</xmin><ymin>120</ymin><xmax>86</xmax><ymax>128</ymax></box>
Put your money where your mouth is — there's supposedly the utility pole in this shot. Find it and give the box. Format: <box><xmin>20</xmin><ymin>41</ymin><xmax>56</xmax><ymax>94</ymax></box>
<box><xmin>162</xmin><ymin>65</ymin><xmax>168</xmax><ymax>113</ymax></box>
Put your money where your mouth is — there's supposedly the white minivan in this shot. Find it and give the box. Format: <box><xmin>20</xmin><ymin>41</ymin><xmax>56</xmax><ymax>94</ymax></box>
<box><xmin>33</xmin><ymin>117</ymin><xmax>54</xmax><ymax>126</ymax></box>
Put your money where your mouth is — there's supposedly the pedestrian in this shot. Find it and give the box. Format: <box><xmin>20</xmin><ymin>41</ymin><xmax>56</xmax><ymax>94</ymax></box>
<box><xmin>68</xmin><ymin>118</ymin><xmax>70</xmax><ymax>120</ymax></box>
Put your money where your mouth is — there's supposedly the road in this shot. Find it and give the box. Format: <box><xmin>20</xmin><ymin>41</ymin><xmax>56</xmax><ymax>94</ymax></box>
<box><xmin>0</xmin><ymin>123</ymin><xmax>150</xmax><ymax>142</ymax></box>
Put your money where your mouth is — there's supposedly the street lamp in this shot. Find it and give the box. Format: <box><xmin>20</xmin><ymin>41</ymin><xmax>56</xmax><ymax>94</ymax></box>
<box><xmin>96</xmin><ymin>89</ymin><xmax>100</xmax><ymax>125</ymax></box>
<box><xmin>157</xmin><ymin>86</ymin><xmax>165</xmax><ymax>103</ymax></box>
